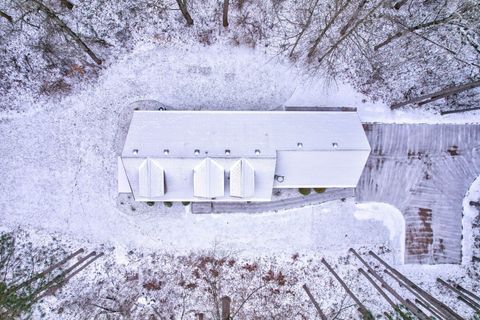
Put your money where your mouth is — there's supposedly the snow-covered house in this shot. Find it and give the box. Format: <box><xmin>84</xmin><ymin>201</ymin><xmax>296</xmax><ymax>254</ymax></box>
<box><xmin>118</xmin><ymin>110</ymin><xmax>371</xmax><ymax>202</ymax></box>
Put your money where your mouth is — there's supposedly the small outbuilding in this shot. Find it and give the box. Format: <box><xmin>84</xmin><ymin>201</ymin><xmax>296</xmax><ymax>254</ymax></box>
<box><xmin>118</xmin><ymin>110</ymin><xmax>371</xmax><ymax>202</ymax></box>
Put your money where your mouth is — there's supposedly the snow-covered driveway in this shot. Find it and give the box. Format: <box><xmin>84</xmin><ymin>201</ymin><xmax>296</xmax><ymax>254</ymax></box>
<box><xmin>358</xmin><ymin>123</ymin><xmax>480</xmax><ymax>264</ymax></box>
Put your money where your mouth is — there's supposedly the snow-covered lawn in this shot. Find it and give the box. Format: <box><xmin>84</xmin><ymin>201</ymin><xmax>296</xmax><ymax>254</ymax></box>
<box><xmin>0</xmin><ymin>44</ymin><xmax>478</xmax><ymax>319</ymax></box>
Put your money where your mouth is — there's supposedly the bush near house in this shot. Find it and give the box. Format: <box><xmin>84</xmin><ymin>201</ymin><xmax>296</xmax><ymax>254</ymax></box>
<box><xmin>298</xmin><ymin>188</ymin><xmax>311</xmax><ymax>196</ymax></box>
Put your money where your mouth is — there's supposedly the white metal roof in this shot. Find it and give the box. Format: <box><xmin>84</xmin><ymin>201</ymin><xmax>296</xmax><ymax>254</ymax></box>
<box><xmin>119</xmin><ymin>110</ymin><xmax>370</xmax><ymax>201</ymax></box>
<box><xmin>122</xmin><ymin>111</ymin><xmax>370</xmax><ymax>158</ymax></box>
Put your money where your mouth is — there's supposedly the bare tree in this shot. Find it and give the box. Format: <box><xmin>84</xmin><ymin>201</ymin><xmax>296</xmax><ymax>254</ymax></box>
<box><xmin>316</xmin><ymin>0</ymin><xmax>385</xmax><ymax>63</ymax></box>
<box><xmin>339</xmin><ymin>0</ymin><xmax>367</xmax><ymax>36</ymax></box>
<box><xmin>288</xmin><ymin>0</ymin><xmax>320</xmax><ymax>57</ymax></box>
<box><xmin>31</xmin><ymin>0</ymin><xmax>102</xmax><ymax>65</ymax></box>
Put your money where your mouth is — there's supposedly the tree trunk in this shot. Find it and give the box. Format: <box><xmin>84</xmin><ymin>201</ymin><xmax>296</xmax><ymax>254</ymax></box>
<box><xmin>321</xmin><ymin>258</ymin><xmax>373</xmax><ymax>319</ymax></box>
<box><xmin>289</xmin><ymin>0</ymin><xmax>320</xmax><ymax>57</ymax></box>
<box><xmin>339</xmin><ymin>0</ymin><xmax>367</xmax><ymax>36</ymax></box>
<box><xmin>10</xmin><ymin>248</ymin><xmax>84</xmax><ymax>293</ymax></box>
<box><xmin>451</xmin><ymin>282</ymin><xmax>480</xmax><ymax>302</ymax></box>
<box><xmin>302</xmin><ymin>284</ymin><xmax>328</xmax><ymax>320</ymax></box>
<box><xmin>469</xmin><ymin>201</ymin><xmax>480</xmax><ymax>207</ymax></box>
<box><xmin>34</xmin><ymin>251</ymin><xmax>102</xmax><ymax>301</ymax></box>
<box><xmin>222</xmin><ymin>0</ymin><xmax>229</xmax><ymax>27</ymax></box>
<box><xmin>176</xmin><ymin>0</ymin><xmax>194</xmax><ymax>26</ymax></box>
<box><xmin>221</xmin><ymin>296</ymin><xmax>231</xmax><ymax>320</ymax></box>
<box><xmin>393</xmin><ymin>0</ymin><xmax>408</xmax><ymax>10</ymax></box>
<box><xmin>385</xmin><ymin>269</ymin><xmax>450</xmax><ymax>319</ymax></box>
<box><xmin>414</xmin><ymin>299</ymin><xmax>444</xmax><ymax>320</ymax></box>
<box><xmin>441</xmin><ymin>106</ymin><xmax>480</xmax><ymax>115</ymax></box>
<box><xmin>437</xmin><ymin>278</ymin><xmax>480</xmax><ymax>312</ymax></box>
<box><xmin>369</xmin><ymin>251</ymin><xmax>463</xmax><ymax>320</ymax></box>
<box><xmin>60</xmin><ymin>0</ymin><xmax>74</xmax><ymax>10</ymax></box>
<box><xmin>458</xmin><ymin>296</ymin><xmax>480</xmax><ymax>312</ymax></box>
<box><xmin>375</xmin><ymin>13</ymin><xmax>458</xmax><ymax>51</ymax></box>
<box><xmin>349</xmin><ymin>249</ymin><xmax>430</xmax><ymax>320</ymax></box>
<box><xmin>317</xmin><ymin>0</ymin><xmax>385</xmax><ymax>62</ymax></box>
<box><xmin>358</xmin><ymin>269</ymin><xmax>396</xmax><ymax>310</ymax></box>
<box><xmin>0</xmin><ymin>10</ymin><xmax>13</xmax><ymax>22</ymax></box>
<box><xmin>391</xmin><ymin>79</ymin><xmax>480</xmax><ymax>109</ymax></box>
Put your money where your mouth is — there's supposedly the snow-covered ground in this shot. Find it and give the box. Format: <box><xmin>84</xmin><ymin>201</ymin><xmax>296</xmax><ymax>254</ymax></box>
<box><xmin>286</xmin><ymin>78</ymin><xmax>480</xmax><ymax>124</ymax></box>
<box><xmin>463</xmin><ymin>175</ymin><xmax>480</xmax><ymax>265</ymax></box>
<box><xmin>3</xmin><ymin>43</ymin><xmax>480</xmax><ymax>123</ymax></box>
<box><xmin>0</xmin><ymin>44</ymin><xmax>479</xmax><ymax>318</ymax></box>
<box><xmin>0</xmin><ymin>44</ymin><xmax>442</xmax><ymax>258</ymax></box>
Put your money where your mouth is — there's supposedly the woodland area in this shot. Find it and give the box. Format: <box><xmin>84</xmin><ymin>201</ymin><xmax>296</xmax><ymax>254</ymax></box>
<box><xmin>0</xmin><ymin>0</ymin><xmax>479</xmax><ymax>114</ymax></box>
<box><xmin>0</xmin><ymin>230</ymin><xmax>479</xmax><ymax>319</ymax></box>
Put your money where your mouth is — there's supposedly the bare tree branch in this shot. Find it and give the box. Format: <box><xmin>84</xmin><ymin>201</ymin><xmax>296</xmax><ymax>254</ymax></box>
<box><xmin>289</xmin><ymin>0</ymin><xmax>320</xmax><ymax>57</ymax></box>
<box><xmin>339</xmin><ymin>0</ymin><xmax>367</xmax><ymax>36</ymax></box>
<box><xmin>374</xmin><ymin>5</ymin><xmax>472</xmax><ymax>51</ymax></box>
<box><xmin>317</xmin><ymin>0</ymin><xmax>385</xmax><ymax>63</ymax></box>
<box><xmin>307</xmin><ymin>0</ymin><xmax>350</xmax><ymax>58</ymax></box>
<box><xmin>32</xmin><ymin>0</ymin><xmax>103</xmax><ymax>65</ymax></box>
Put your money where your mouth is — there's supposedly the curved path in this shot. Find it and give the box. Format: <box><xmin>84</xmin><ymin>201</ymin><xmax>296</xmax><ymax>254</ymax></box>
<box><xmin>357</xmin><ymin>124</ymin><xmax>480</xmax><ymax>264</ymax></box>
